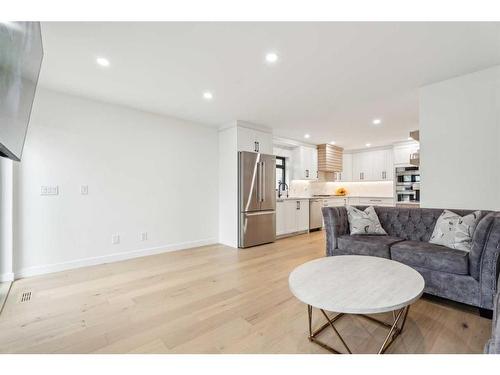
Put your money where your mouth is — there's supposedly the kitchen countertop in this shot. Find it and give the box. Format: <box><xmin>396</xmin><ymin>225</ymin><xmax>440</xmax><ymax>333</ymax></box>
<box><xmin>277</xmin><ymin>195</ymin><xmax>395</xmax><ymax>201</ymax></box>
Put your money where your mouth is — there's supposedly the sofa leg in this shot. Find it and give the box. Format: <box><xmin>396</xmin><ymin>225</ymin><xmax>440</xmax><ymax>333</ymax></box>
<box><xmin>479</xmin><ymin>308</ymin><xmax>493</xmax><ymax>319</ymax></box>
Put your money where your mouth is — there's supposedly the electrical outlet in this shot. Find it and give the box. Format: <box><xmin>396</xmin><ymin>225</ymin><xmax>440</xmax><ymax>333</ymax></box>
<box><xmin>80</xmin><ymin>185</ymin><xmax>88</xmax><ymax>195</ymax></box>
<box><xmin>41</xmin><ymin>186</ymin><xmax>59</xmax><ymax>196</ymax></box>
<box><xmin>111</xmin><ymin>234</ymin><xmax>120</xmax><ymax>245</ymax></box>
<box><xmin>140</xmin><ymin>232</ymin><xmax>148</xmax><ymax>241</ymax></box>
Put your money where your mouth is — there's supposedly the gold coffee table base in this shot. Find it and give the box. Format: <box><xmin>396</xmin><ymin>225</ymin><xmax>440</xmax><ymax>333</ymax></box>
<box><xmin>307</xmin><ymin>304</ymin><xmax>410</xmax><ymax>354</ymax></box>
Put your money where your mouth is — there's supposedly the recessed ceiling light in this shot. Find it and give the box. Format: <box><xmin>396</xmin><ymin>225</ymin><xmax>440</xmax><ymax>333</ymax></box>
<box><xmin>365</xmin><ymin>143</ymin><xmax>372</xmax><ymax>147</ymax></box>
<box><xmin>304</xmin><ymin>134</ymin><xmax>310</xmax><ymax>139</ymax></box>
<box><xmin>265</xmin><ymin>52</ymin><xmax>279</xmax><ymax>64</ymax></box>
<box><xmin>96</xmin><ymin>57</ymin><xmax>110</xmax><ymax>67</ymax></box>
<box><xmin>407</xmin><ymin>137</ymin><xmax>413</xmax><ymax>140</ymax></box>
<box><xmin>330</xmin><ymin>141</ymin><xmax>336</xmax><ymax>145</ymax></box>
<box><xmin>202</xmin><ymin>91</ymin><xmax>214</xmax><ymax>100</ymax></box>
<box><xmin>372</xmin><ymin>119</ymin><xmax>382</xmax><ymax>125</ymax></box>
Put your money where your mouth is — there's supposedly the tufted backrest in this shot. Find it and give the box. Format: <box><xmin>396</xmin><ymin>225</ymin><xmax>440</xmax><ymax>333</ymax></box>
<box><xmin>351</xmin><ymin>206</ymin><xmax>485</xmax><ymax>242</ymax></box>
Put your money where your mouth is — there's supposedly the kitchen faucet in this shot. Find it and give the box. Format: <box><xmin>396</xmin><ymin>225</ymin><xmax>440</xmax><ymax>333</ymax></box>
<box><xmin>277</xmin><ymin>181</ymin><xmax>289</xmax><ymax>198</ymax></box>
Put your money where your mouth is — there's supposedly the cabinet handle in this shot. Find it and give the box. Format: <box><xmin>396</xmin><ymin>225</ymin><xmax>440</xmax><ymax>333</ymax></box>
<box><xmin>316</xmin><ymin>170</ymin><xmax>318</xmax><ymax>178</ymax></box>
<box><xmin>254</xmin><ymin>141</ymin><xmax>259</xmax><ymax>153</ymax></box>
<box><xmin>305</xmin><ymin>169</ymin><xmax>309</xmax><ymax>178</ymax></box>
<box><xmin>360</xmin><ymin>172</ymin><xmax>364</xmax><ymax>180</ymax></box>
<box><xmin>296</xmin><ymin>201</ymin><xmax>300</xmax><ymax>210</ymax></box>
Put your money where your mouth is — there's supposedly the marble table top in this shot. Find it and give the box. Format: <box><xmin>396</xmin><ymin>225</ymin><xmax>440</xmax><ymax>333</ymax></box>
<box><xmin>289</xmin><ymin>255</ymin><xmax>425</xmax><ymax>314</ymax></box>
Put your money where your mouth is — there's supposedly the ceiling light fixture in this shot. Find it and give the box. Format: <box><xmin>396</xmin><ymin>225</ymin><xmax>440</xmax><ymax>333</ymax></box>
<box><xmin>330</xmin><ymin>141</ymin><xmax>336</xmax><ymax>145</ymax></box>
<box><xmin>203</xmin><ymin>91</ymin><xmax>214</xmax><ymax>100</ymax></box>
<box><xmin>95</xmin><ymin>57</ymin><xmax>109</xmax><ymax>67</ymax></box>
<box><xmin>96</xmin><ymin>57</ymin><xmax>110</xmax><ymax>67</ymax></box>
<box><xmin>265</xmin><ymin>52</ymin><xmax>279</xmax><ymax>64</ymax></box>
<box><xmin>304</xmin><ymin>134</ymin><xmax>310</xmax><ymax>139</ymax></box>
<box><xmin>372</xmin><ymin>119</ymin><xmax>382</xmax><ymax>125</ymax></box>
<box><xmin>365</xmin><ymin>143</ymin><xmax>372</xmax><ymax>147</ymax></box>
<box><xmin>407</xmin><ymin>137</ymin><xmax>413</xmax><ymax>141</ymax></box>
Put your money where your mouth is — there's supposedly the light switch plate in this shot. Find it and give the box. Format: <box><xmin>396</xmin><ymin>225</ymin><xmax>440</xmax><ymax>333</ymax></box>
<box><xmin>81</xmin><ymin>185</ymin><xmax>88</xmax><ymax>195</ymax></box>
<box><xmin>111</xmin><ymin>234</ymin><xmax>120</xmax><ymax>245</ymax></box>
<box><xmin>140</xmin><ymin>232</ymin><xmax>148</xmax><ymax>241</ymax></box>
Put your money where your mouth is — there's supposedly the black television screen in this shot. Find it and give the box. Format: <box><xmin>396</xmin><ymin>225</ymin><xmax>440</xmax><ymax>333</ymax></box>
<box><xmin>0</xmin><ymin>22</ymin><xmax>43</xmax><ymax>161</ymax></box>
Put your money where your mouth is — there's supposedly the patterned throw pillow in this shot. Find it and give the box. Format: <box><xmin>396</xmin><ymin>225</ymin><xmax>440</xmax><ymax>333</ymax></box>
<box><xmin>346</xmin><ymin>206</ymin><xmax>387</xmax><ymax>235</ymax></box>
<box><xmin>429</xmin><ymin>210</ymin><xmax>482</xmax><ymax>251</ymax></box>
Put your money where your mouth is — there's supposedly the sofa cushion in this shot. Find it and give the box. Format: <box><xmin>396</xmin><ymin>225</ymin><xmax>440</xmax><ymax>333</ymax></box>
<box><xmin>337</xmin><ymin>235</ymin><xmax>404</xmax><ymax>259</ymax></box>
<box><xmin>346</xmin><ymin>206</ymin><xmax>387</xmax><ymax>235</ymax></box>
<box><xmin>429</xmin><ymin>210</ymin><xmax>482</xmax><ymax>251</ymax></box>
<box><xmin>390</xmin><ymin>240</ymin><xmax>469</xmax><ymax>275</ymax></box>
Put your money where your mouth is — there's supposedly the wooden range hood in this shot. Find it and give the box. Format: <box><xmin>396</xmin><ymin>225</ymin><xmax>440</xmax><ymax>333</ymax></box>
<box><xmin>317</xmin><ymin>144</ymin><xmax>343</xmax><ymax>180</ymax></box>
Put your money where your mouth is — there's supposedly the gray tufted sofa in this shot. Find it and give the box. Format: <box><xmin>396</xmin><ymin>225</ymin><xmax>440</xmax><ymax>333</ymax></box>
<box><xmin>322</xmin><ymin>206</ymin><xmax>500</xmax><ymax>316</ymax></box>
<box><xmin>485</xmin><ymin>288</ymin><xmax>500</xmax><ymax>353</ymax></box>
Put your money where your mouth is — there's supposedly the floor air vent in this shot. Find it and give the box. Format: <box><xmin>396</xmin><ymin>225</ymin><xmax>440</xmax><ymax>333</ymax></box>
<box><xmin>20</xmin><ymin>291</ymin><xmax>32</xmax><ymax>303</ymax></box>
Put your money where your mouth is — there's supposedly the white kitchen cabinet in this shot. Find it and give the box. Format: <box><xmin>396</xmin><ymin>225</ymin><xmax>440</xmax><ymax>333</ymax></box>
<box><xmin>296</xmin><ymin>200</ymin><xmax>310</xmax><ymax>232</ymax></box>
<box><xmin>347</xmin><ymin>197</ymin><xmax>360</xmax><ymax>205</ymax></box>
<box><xmin>292</xmin><ymin>146</ymin><xmax>318</xmax><ymax>180</ymax></box>
<box><xmin>370</xmin><ymin>149</ymin><xmax>394</xmax><ymax>181</ymax></box>
<box><xmin>347</xmin><ymin>196</ymin><xmax>395</xmax><ymax>207</ymax></box>
<box><xmin>323</xmin><ymin>197</ymin><xmax>348</xmax><ymax>207</ymax></box>
<box><xmin>276</xmin><ymin>200</ymin><xmax>286</xmax><ymax>236</ymax></box>
<box><xmin>276</xmin><ymin>199</ymin><xmax>309</xmax><ymax>236</ymax></box>
<box><xmin>393</xmin><ymin>142</ymin><xmax>419</xmax><ymax>166</ymax></box>
<box><xmin>336</xmin><ymin>153</ymin><xmax>352</xmax><ymax>182</ymax></box>
<box><xmin>358</xmin><ymin>197</ymin><xmax>395</xmax><ymax>207</ymax></box>
<box><xmin>237</xmin><ymin>126</ymin><xmax>273</xmax><ymax>154</ymax></box>
<box><xmin>352</xmin><ymin>148</ymin><xmax>393</xmax><ymax>181</ymax></box>
<box><xmin>352</xmin><ymin>151</ymin><xmax>371</xmax><ymax>181</ymax></box>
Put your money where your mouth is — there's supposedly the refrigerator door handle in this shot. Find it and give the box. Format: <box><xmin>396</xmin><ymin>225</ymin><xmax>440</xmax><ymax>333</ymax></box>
<box><xmin>257</xmin><ymin>161</ymin><xmax>262</xmax><ymax>202</ymax></box>
<box><xmin>244</xmin><ymin>211</ymin><xmax>275</xmax><ymax>216</ymax></box>
<box><xmin>261</xmin><ymin>161</ymin><xmax>265</xmax><ymax>203</ymax></box>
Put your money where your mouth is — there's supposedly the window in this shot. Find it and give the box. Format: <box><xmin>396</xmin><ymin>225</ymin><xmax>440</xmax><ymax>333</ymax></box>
<box><xmin>276</xmin><ymin>156</ymin><xmax>286</xmax><ymax>190</ymax></box>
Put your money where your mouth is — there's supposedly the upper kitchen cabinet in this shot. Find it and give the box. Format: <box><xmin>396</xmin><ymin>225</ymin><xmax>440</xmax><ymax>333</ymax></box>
<box><xmin>336</xmin><ymin>152</ymin><xmax>352</xmax><ymax>181</ymax></box>
<box><xmin>237</xmin><ymin>124</ymin><xmax>273</xmax><ymax>154</ymax></box>
<box><xmin>352</xmin><ymin>151</ymin><xmax>371</xmax><ymax>181</ymax></box>
<box><xmin>371</xmin><ymin>148</ymin><xmax>394</xmax><ymax>181</ymax></box>
<box><xmin>393</xmin><ymin>142</ymin><xmax>419</xmax><ymax>166</ymax></box>
<box><xmin>352</xmin><ymin>148</ymin><xmax>393</xmax><ymax>181</ymax></box>
<box><xmin>292</xmin><ymin>146</ymin><xmax>318</xmax><ymax>180</ymax></box>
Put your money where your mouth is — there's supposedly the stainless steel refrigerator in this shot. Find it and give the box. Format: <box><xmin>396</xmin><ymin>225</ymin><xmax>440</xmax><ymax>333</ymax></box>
<box><xmin>238</xmin><ymin>151</ymin><xmax>276</xmax><ymax>248</ymax></box>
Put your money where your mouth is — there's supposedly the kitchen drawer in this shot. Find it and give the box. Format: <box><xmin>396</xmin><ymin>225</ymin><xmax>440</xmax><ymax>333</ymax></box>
<box><xmin>347</xmin><ymin>197</ymin><xmax>360</xmax><ymax>205</ymax></box>
<box><xmin>322</xmin><ymin>198</ymin><xmax>347</xmax><ymax>207</ymax></box>
<box><xmin>358</xmin><ymin>197</ymin><xmax>395</xmax><ymax>206</ymax></box>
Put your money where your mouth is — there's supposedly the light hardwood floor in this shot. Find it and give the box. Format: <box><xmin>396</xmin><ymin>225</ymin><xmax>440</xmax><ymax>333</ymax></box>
<box><xmin>0</xmin><ymin>231</ymin><xmax>491</xmax><ymax>354</ymax></box>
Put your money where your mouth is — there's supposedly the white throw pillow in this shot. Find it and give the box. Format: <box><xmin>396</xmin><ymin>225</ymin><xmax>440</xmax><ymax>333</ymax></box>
<box><xmin>346</xmin><ymin>205</ymin><xmax>387</xmax><ymax>235</ymax></box>
<box><xmin>429</xmin><ymin>210</ymin><xmax>482</xmax><ymax>251</ymax></box>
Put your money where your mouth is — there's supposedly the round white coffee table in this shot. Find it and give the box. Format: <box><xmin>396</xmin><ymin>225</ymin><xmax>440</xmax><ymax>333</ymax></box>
<box><xmin>289</xmin><ymin>255</ymin><xmax>425</xmax><ymax>354</ymax></box>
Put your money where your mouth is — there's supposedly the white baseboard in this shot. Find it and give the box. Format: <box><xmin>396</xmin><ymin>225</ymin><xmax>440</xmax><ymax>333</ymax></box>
<box><xmin>15</xmin><ymin>238</ymin><xmax>217</xmax><ymax>279</ymax></box>
<box><xmin>0</xmin><ymin>272</ymin><xmax>14</xmax><ymax>282</ymax></box>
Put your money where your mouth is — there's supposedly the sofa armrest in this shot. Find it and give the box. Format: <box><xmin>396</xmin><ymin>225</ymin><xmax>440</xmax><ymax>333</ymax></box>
<box><xmin>479</xmin><ymin>213</ymin><xmax>500</xmax><ymax>309</ymax></box>
<box><xmin>322</xmin><ymin>206</ymin><xmax>349</xmax><ymax>256</ymax></box>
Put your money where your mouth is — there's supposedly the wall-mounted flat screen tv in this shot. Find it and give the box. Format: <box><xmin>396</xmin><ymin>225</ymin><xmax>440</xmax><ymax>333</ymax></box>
<box><xmin>0</xmin><ymin>22</ymin><xmax>43</xmax><ymax>161</ymax></box>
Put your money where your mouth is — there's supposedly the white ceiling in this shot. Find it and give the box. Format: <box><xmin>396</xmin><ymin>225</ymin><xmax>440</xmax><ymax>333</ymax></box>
<box><xmin>39</xmin><ymin>22</ymin><xmax>500</xmax><ymax>149</ymax></box>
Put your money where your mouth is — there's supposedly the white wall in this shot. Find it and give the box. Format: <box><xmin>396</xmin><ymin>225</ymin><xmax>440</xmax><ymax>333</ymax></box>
<box><xmin>420</xmin><ymin>66</ymin><xmax>500</xmax><ymax>210</ymax></box>
<box><xmin>218</xmin><ymin>126</ymin><xmax>238</xmax><ymax>248</ymax></box>
<box><xmin>13</xmin><ymin>88</ymin><xmax>219</xmax><ymax>277</ymax></box>
<box><xmin>0</xmin><ymin>158</ymin><xmax>14</xmax><ymax>282</ymax></box>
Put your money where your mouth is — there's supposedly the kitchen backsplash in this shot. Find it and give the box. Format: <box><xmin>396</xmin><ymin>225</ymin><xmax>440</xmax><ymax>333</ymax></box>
<box><xmin>289</xmin><ymin>180</ymin><xmax>394</xmax><ymax>198</ymax></box>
